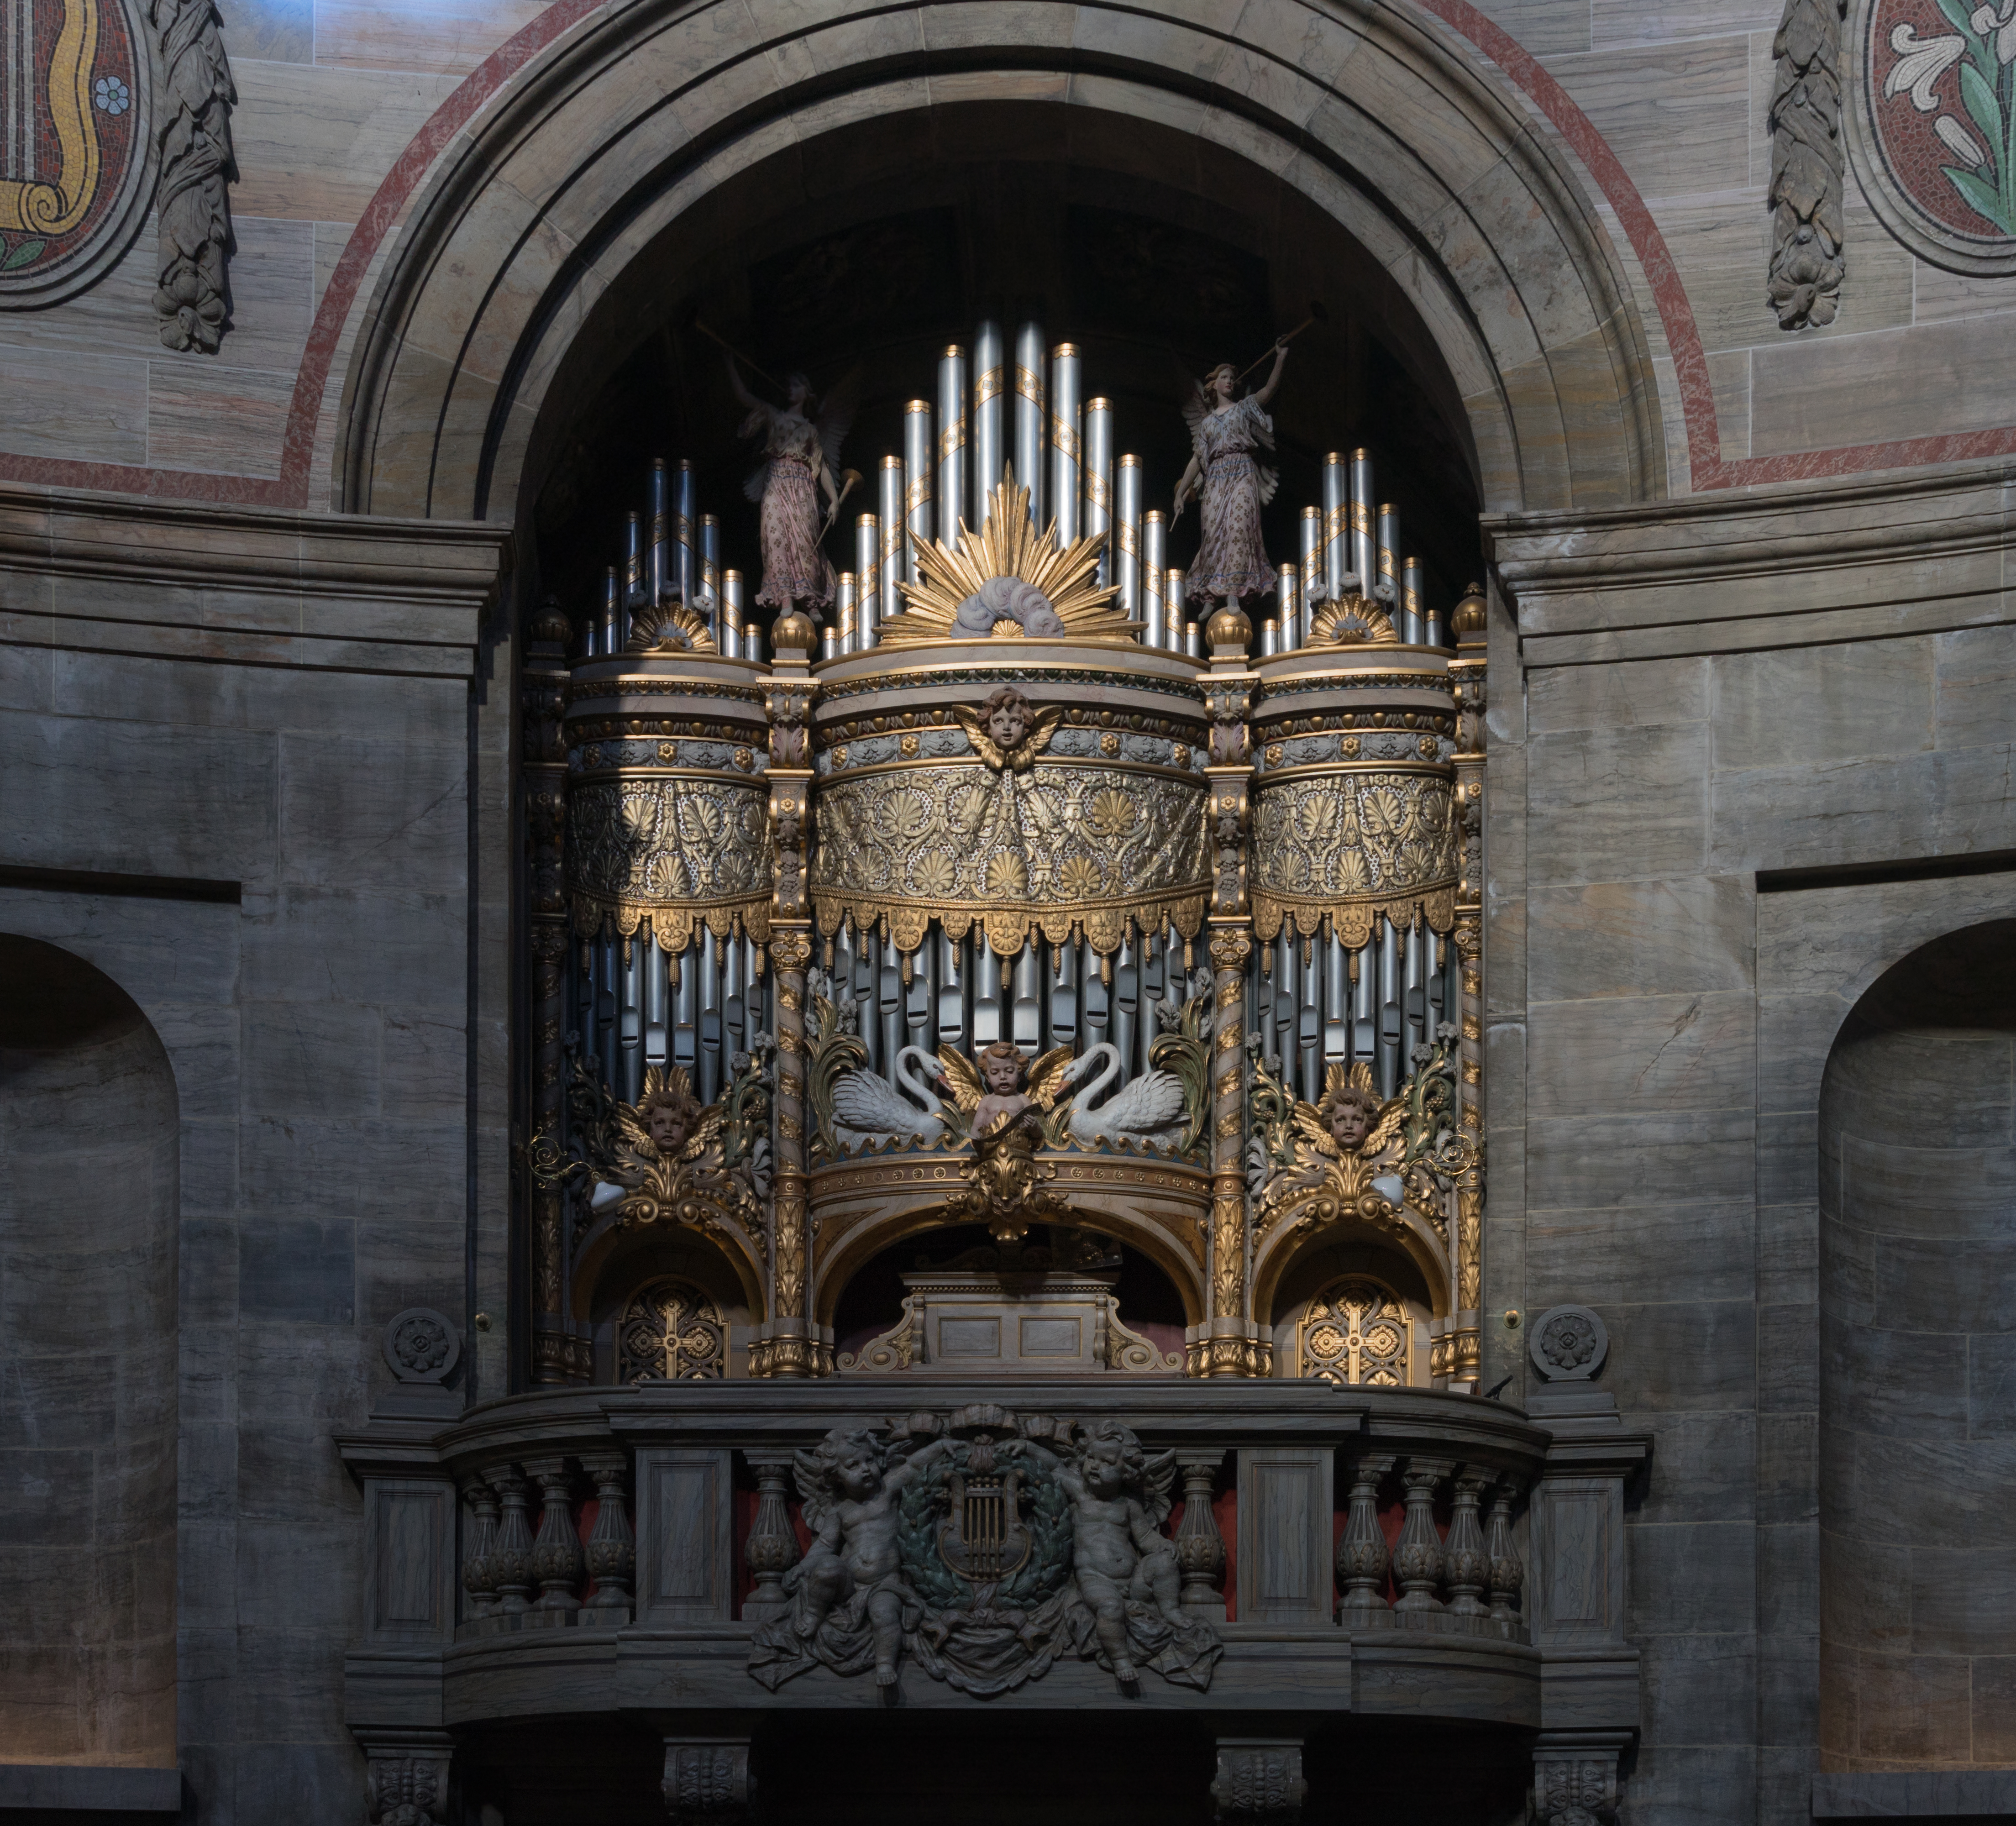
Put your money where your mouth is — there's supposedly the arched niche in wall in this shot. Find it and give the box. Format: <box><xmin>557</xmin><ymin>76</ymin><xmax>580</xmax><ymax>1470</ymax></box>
<box><xmin>1264</xmin><ymin>1232</ymin><xmax>1438</xmax><ymax>1385</ymax></box>
<box><xmin>0</xmin><ymin>934</ymin><xmax>178</xmax><ymax>1765</ymax></box>
<box><xmin>576</xmin><ymin>1221</ymin><xmax>758</xmax><ymax>1381</ymax></box>
<box><xmin>1817</xmin><ymin>918</ymin><xmax>2016</xmax><ymax>1770</ymax></box>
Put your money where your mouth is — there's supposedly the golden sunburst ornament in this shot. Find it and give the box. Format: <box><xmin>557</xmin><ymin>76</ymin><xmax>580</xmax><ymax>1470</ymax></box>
<box><xmin>877</xmin><ymin>470</ymin><xmax>1139</xmax><ymax>647</ymax></box>
<box><xmin>1308</xmin><ymin>593</ymin><xmax>1399</xmax><ymax>646</ymax></box>
<box><xmin>625</xmin><ymin>603</ymin><xmax>720</xmax><ymax>654</ymax></box>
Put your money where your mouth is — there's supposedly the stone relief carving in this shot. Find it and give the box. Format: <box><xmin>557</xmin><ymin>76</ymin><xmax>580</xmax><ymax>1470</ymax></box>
<box><xmin>152</xmin><ymin>0</ymin><xmax>236</xmax><ymax>349</ymax></box>
<box><xmin>1210</xmin><ymin>1741</ymin><xmax>1307</xmax><ymax>1826</ymax></box>
<box><xmin>567</xmin><ymin>774</ymin><xmax>775</xmax><ymax>952</ymax></box>
<box><xmin>1530</xmin><ymin>1303</ymin><xmax>1610</xmax><ymax>1381</ymax></box>
<box><xmin>747</xmin><ymin>1406</ymin><xmax>1220</xmax><ymax>1699</ymax></box>
<box><xmin>662</xmin><ymin>1739</ymin><xmax>752</xmax><ymax>1826</ymax></box>
<box><xmin>383</xmin><ymin>1308</ymin><xmax>459</xmax><ymax>1383</ymax></box>
<box><xmin>1769</xmin><ymin>0</ymin><xmax>1848</xmax><ymax>327</ymax></box>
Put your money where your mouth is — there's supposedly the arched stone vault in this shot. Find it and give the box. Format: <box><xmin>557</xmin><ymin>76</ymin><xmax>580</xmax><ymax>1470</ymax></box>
<box><xmin>336</xmin><ymin>0</ymin><xmax>1667</xmax><ymax>521</ymax></box>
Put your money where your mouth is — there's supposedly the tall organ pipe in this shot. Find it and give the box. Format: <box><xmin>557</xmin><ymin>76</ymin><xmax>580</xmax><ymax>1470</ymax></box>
<box><xmin>1014</xmin><ymin>320</ymin><xmax>1045</xmax><ymax>527</ymax></box>
<box><xmin>1323</xmin><ymin>452</ymin><xmax>1349</xmax><ymax>598</ymax></box>
<box><xmin>623</xmin><ymin>512</ymin><xmax>645</xmax><ymax>625</ymax></box>
<box><xmin>855</xmin><ymin>514</ymin><xmax>880</xmax><ymax>645</ymax></box>
<box><xmin>1349</xmin><ymin>449</ymin><xmax>1376</xmax><ymax>607</ymax></box>
<box><xmin>1402</xmin><ymin>556</ymin><xmax>1426</xmax><ymax>646</ymax></box>
<box><xmin>673</xmin><ymin>461</ymin><xmax>698</xmax><ymax>610</ymax></box>
<box><xmin>1165</xmin><ymin>570</ymin><xmax>1187</xmax><ymax>652</ymax></box>
<box><xmin>877</xmin><ymin>457</ymin><xmax>904</xmax><ymax>629</ymax></box>
<box><xmin>598</xmin><ymin>565</ymin><xmax>619</xmax><ymax>656</ymax></box>
<box><xmin>722</xmin><ymin>569</ymin><xmax>745</xmax><ymax>659</ymax></box>
<box><xmin>1083</xmin><ymin>399</ymin><xmax>1113</xmax><ymax>585</ymax></box>
<box><xmin>1377</xmin><ymin>502</ymin><xmax>1401</xmax><ymax>609</ymax></box>
<box><xmin>1142</xmin><ymin>510</ymin><xmax>1167</xmax><ymax>648</ymax></box>
<box><xmin>1115</xmin><ymin>456</ymin><xmax>1142</xmax><ymax>624</ymax></box>
<box><xmin>1050</xmin><ymin>343</ymin><xmax>1081</xmax><ymax>546</ymax></box>
<box><xmin>903</xmin><ymin>399</ymin><xmax>934</xmax><ymax>573</ymax></box>
<box><xmin>972</xmin><ymin>321</ymin><xmax>1004</xmax><ymax>529</ymax></box>
<box><xmin>700</xmin><ymin>513</ymin><xmax>720</xmax><ymax>632</ymax></box>
<box><xmin>648</xmin><ymin>458</ymin><xmax>672</xmax><ymax>606</ymax></box>
<box><xmin>937</xmin><ymin>347</ymin><xmax>967</xmax><ymax>552</ymax></box>
<box><xmin>836</xmin><ymin>573</ymin><xmax>858</xmax><ymax>656</ymax></box>
<box><xmin>1295</xmin><ymin>506</ymin><xmax>1323</xmax><ymax>648</ymax></box>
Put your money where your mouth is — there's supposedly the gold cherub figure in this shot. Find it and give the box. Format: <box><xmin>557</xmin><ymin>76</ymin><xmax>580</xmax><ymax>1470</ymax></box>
<box><xmin>934</xmin><ymin>1040</ymin><xmax>1079</xmax><ymax>1241</ymax></box>
<box><xmin>954</xmin><ymin>685</ymin><xmax>1062</xmax><ymax>773</ymax></box>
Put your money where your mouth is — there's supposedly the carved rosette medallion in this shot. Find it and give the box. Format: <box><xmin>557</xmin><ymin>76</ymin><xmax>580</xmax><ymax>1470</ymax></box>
<box><xmin>811</xmin><ymin>756</ymin><xmax>1207</xmax><ymax>955</ymax></box>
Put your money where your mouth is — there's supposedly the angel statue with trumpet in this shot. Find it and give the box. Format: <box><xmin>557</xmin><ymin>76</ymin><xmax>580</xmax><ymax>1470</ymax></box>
<box><xmin>726</xmin><ymin>356</ymin><xmax>858</xmax><ymax>613</ymax></box>
<box><xmin>1171</xmin><ymin>336</ymin><xmax>1290</xmax><ymax>609</ymax></box>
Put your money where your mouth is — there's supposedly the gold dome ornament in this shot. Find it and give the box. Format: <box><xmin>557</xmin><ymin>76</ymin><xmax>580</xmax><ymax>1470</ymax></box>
<box><xmin>1206</xmin><ymin>605</ymin><xmax>1252</xmax><ymax>651</ymax></box>
<box><xmin>1450</xmin><ymin>583</ymin><xmax>1487</xmax><ymax>637</ymax></box>
<box><xmin>771</xmin><ymin>609</ymin><xmax>818</xmax><ymax>653</ymax></box>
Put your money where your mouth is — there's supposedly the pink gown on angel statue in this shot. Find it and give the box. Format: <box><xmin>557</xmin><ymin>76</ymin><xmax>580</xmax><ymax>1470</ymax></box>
<box><xmin>743</xmin><ymin>408</ymin><xmax>837</xmax><ymax>613</ymax></box>
<box><xmin>1185</xmin><ymin>393</ymin><xmax>1279</xmax><ymax>606</ymax></box>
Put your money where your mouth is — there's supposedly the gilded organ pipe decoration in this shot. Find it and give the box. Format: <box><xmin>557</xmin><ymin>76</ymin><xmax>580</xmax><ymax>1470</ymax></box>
<box><xmin>531</xmin><ymin>318</ymin><xmax>1488</xmax><ymax>1390</ymax></box>
<box><xmin>746</xmin><ymin>1405</ymin><xmax>1219</xmax><ymax>1699</ymax></box>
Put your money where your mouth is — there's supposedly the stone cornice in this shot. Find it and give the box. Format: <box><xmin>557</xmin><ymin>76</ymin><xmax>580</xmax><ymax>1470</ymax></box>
<box><xmin>0</xmin><ymin>483</ymin><xmax>511</xmax><ymax>678</ymax></box>
<box><xmin>1483</xmin><ymin>460</ymin><xmax>2016</xmax><ymax>667</ymax></box>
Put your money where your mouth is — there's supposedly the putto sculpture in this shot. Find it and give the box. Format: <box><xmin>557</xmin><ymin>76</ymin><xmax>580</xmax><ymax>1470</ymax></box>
<box><xmin>747</xmin><ymin>1406</ymin><xmax>1220</xmax><ymax>1700</ymax></box>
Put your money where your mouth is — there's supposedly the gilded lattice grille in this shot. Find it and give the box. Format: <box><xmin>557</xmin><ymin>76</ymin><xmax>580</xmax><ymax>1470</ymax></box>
<box><xmin>617</xmin><ymin>1279</ymin><xmax>727</xmax><ymax>1383</ymax></box>
<box><xmin>1299</xmin><ymin>1278</ymin><xmax>1409</xmax><ymax>1386</ymax></box>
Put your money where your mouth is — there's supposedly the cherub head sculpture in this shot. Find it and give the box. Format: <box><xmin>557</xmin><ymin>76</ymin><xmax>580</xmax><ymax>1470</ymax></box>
<box><xmin>984</xmin><ymin>686</ymin><xmax>1031</xmax><ymax>752</ymax></box>
<box><xmin>639</xmin><ymin>1079</ymin><xmax>705</xmax><ymax>1160</ymax></box>
<box><xmin>1072</xmin><ymin>1418</ymin><xmax>1150</xmax><ymax>1501</ymax></box>
<box><xmin>803</xmin><ymin>1424</ymin><xmax>889</xmax><ymax>1502</ymax></box>
<box><xmin>1319</xmin><ymin>1081</ymin><xmax>1383</xmax><ymax>1155</ymax></box>
<box><xmin>976</xmin><ymin>1039</ymin><xmax>1028</xmax><ymax>1098</ymax></box>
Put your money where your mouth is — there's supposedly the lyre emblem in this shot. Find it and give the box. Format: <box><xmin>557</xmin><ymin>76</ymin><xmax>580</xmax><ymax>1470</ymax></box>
<box><xmin>935</xmin><ymin>1432</ymin><xmax>1031</xmax><ymax>1589</ymax></box>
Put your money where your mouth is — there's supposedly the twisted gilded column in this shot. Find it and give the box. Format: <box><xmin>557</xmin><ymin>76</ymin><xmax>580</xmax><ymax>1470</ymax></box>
<box><xmin>750</xmin><ymin>619</ymin><xmax>826</xmax><ymax>1377</ymax></box>
<box><xmin>1198</xmin><ymin>611</ymin><xmax>1264</xmax><ymax>1377</ymax></box>
<box><xmin>522</xmin><ymin>599</ymin><xmax>577</xmax><ymax>1384</ymax></box>
<box><xmin>1448</xmin><ymin>585</ymin><xmax>1488</xmax><ymax>1390</ymax></box>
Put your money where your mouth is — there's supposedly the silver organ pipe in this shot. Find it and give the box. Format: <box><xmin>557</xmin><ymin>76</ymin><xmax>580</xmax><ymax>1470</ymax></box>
<box><xmin>648</xmin><ymin>458</ymin><xmax>672</xmax><ymax>606</ymax></box>
<box><xmin>877</xmin><ymin>457</ymin><xmax>904</xmax><ymax>627</ymax></box>
<box><xmin>700</xmin><ymin>514</ymin><xmax>720</xmax><ymax>630</ymax></box>
<box><xmin>1184</xmin><ymin>618</ymin><xmax>1203</xmax><ymax>659</ymax></box>
<box><xmin>1377</xmin><ymin>918</ymin><xmax>1402</xmax><ymax>1094</ymax></box>
<box><xmin>1377</xmin><ymin>501</ymin><xmax>1401</xmax><ymax>611</ymax></box>
<box><xmin>1296</xmin><ymin>506</ymin><xmax>1323</xmax><ymax>647</ymax></box>
<box><xmin>904</xmin><ymin>399</ymin><xmax>934</xmax><ymax>570</ymax></box>
<box><xmin>1402</xmin><ymin>555</ymin><xmax>1427</xmax><ymax>647</ymax></box>
<box><xmin>1115</xmin><ymin>456</ymin><xmax>1142</xmax><ymax>624</ymax></box>
<box><xmin>1349</xmin><ymin>449</ymin><xmax>1376</xmax><ymax>607</ymax></box>
<box><xmin>878</xmin><ymin>931</ymin><xmax>903</xmax><ymax>1085</ymax></box>
<box><xmin>699</xmin><ymin>936</ymin><xmax>723</xmax><ymax>1106</ymax></box>
<box><xmin>1049</xmin><ymin>342</ymin><xmax>1081</xmax><ymax>547</ymax></box>
<box><xmin>1165</xmin><ymin>570</ymin><xmax>1187</xmax><ymax>652</ymax></box>
<box><xmin>721</xmin><ymin>569</ymin><xmax>744</xmax><ymax>659</ymax></box>
<box><xmin>623</xmin><ymin>510</ymin><xmax>645</xmax><ymax>625</ymax></box>
<box><xmin>1323</xmin><ymin>451</ymin><xmax>1350</xmax><ymax>598</ymax></box>
<box><xmin>936</xmin><ymin>929</ymin><xmax>967</xmax><ymax>1057</ymax></box>
<box><xmin>1083</xmin><ymin>398</ymin><xmax>1113</xmax><ymax>586</ymax></box>
<box><xmin>855</xmin><ymin>515</ymin><xmax>880</xmax><ymax>646</ymax></box>
<box><xmin>1011</xmin><ymin>945</ymin><xmax>1041</xmax><ymax>1052</ymax></box>
<box><xmin>972</xmin><ymin>942</ymin><xmax>1003</xmax><ymax>1049</ymax></box>
<box><xmin>674</xmin><ymin>460</ymin><xmax>698</xmax><ymax>610</ymax></box>
<box><xmin>1260</xmin><ymin>617</ymin><xmax>1279</xmax><ymax>658</ymax></box>
<box><xmin>836</xmin><ymin>572</ymin><xmax>858</xmax><ymax>656</ymax></box>
<box><xmin>743</xmin><ymin>608</ymin><xmax>763</xmax><ymax>666</ymax></box>
<box><xmin>1142</xmin><ymin>509</ymin><xmax>1167</xmax><ymax>648</ymax></box>
<box><xmin>1275</xmin><ymin>562</ymin><xmax>1298</xmax><ymax>651</ymax></box>
<box><xmin>1014</xmin><ymin>319</ymin><xmax>1045</xmax><ymax>527</ymax></box>
<box><xmin>937</xmin><ymin>346</ymin><xmax>967</xmax><ymax>550</ymax></box>
<box><xmin>820</xmin><ymin>610</ymin><xmax>840</xmax><ymax>663</ymax></box>
<box><xmin>971</xmin><ymin>320</ymin><xmax>1004</xmax><ymax>530</ymax></box>
<box><xmin>672</xmin><ymin>937</ymin><xmax>697</xmax><ymax>1084</ymax></box>
<box><xmin>600</xmin><ymin>565</ymin><xmax>620</xmax><ymax>656</ymax></box>
<box><xmin>644</xmin><ymin>935</ymin><xmax>669</xmax><ymax>1070</ymax></box>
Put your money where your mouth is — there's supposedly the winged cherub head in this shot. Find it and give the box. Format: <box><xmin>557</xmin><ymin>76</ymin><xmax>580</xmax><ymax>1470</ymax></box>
<box><xmin>976</xmin><ymin>1039</ymin><xmax>1028</xmax><ymax>1098</ymax></box>
<box><xmin>639</xmin><ymin>1080</ymin><xmax>705</xmax><ymax>1160</ymax></box>
<box><xmin>1319</xmin><ymin>1082</ymin><xmax>1383</xmax><ymax>1155</ymax></box>
<box><xmin>985</xmin><ymin>686</ymin><xmax>1031</xmax><ymax>752</ymax></box>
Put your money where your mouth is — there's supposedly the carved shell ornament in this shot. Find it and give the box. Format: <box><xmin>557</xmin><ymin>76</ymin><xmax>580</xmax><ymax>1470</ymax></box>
<box><xmin>877</xmin><ymin>472</ymin><xmax>1141</xmax><ymax>646</ymax></box>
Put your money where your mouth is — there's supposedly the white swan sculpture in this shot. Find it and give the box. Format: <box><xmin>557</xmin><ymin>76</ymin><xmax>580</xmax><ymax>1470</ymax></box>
<box><xmin>828</xmin><ymin>1046</ymin><xmax>947</xmax><ymax>1149</ymax></box>
<box><xmin>1064</xmin><ymin>1044</ymin><xmax>1186</xmax><ymax>1146</ymax></box>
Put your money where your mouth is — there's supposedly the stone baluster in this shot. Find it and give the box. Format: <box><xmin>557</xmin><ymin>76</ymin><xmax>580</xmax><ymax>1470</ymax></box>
<box><xmin>1334</xmin><ymin>1453</ymin><xmax>1394</xmax><ymax>1620</ymax></box>
<box><xmin>1445</xmin><ymin>1469</ymin><xmax>1491</xmax><ymax>1616</ymax></box>
<box><xmin>1486</xmin><ymin>1479</ymin><xmax>1524</xmax><ymax>1625</ymax></box>
<box><xmin>460</xmin><ymin>1476</ymin><xmax>501</xmax><ymax>1627</ymax></box>
<box><xmin>1391</xmin><ymin>1457</ymin><xmax>1453</xmax><ymax>1614</ymax></box>
<box><xmin>524</xmin><ymin>1457</ymin><xmax>583</xmax><ymax>1622</ymax></box>
<box><xmin>581</xmin><ymin>1451</ymin><xmax>635</xmax><ymax>1625</ymax></box>
<box><xmin>742</xmin><ymin>1453</ymin><xmax>801</xmax><ymax>1625</ymax></box>
<box><xmin>488</xmin><ymin>1466</ymin><xmax>536</xmax><ymax>1617</ymax></box>
<box><xmin>1174</xmin><ymin>1451</ymin><xmax>1228</xmax><ymax>1615</ymax></box>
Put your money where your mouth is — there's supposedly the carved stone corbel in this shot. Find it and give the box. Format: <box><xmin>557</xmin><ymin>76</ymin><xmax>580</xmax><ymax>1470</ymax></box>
<box><xmin>360</xmin><ymin>1730</ymin><xmax>454</xmax><ymax>1826</ymax></box>
<box><xmin>1211</xmin><ymin>1739</ymin><xmax>1306</xmax><ymax>1826</ymax></box>
<box><xmin>662</xmin><ymin>1739</ymin><xmax>752</xmax><ymax>1826</ymax></box>
<box><xmin>1532</xmin><ymin>1731</ymin><xmax>1629</xmax><ymax>1826</ymax></box>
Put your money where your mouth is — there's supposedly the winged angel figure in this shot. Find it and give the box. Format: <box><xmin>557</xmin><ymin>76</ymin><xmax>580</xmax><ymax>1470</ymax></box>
<box><xmin>1170</xmin><ymin>341</ymin><xmax>1289</xmax><ymax>608</ymax></box>
<box><xmin>1246</xmin><ymin>1031</ymin><xmax>1474</xmax><ymax>1246</ymax></box>
<box><xmin>727</xmin><ymin>358</ymin><xmax>858</xmax><ymax>613</ymax></box>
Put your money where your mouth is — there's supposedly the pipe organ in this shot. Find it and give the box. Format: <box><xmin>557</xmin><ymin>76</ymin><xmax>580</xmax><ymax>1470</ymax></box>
<box><xmin>523</xmin><ymin>321</ymin><xmax>1486</xmax><ymax>1394</ymax></box>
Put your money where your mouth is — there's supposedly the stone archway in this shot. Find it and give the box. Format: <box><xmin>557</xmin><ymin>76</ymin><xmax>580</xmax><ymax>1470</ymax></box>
<box><xmin>334</xmin><ymin>0</ymin><xmax>1668</xmax><ymax>523</ymax></box>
